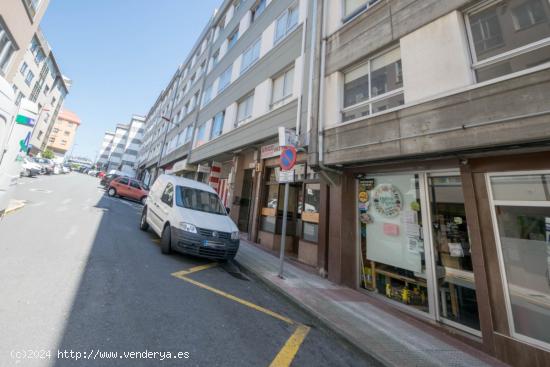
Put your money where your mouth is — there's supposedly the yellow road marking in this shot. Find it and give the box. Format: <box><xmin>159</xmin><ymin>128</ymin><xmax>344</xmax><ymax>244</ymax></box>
<box><xmin>172</xmin><ymin>272</ymin><xmax>294</xmax><ymax>325</ymax></box>
<box><xmin>171</xmin><ymin>263</ymin><xmax>218</xmax><ymax>277</ymax></box>
<box><xmin>269</xmin><ymin>324</ymin><xmax>311</xmax><ymax>367</ymax></box>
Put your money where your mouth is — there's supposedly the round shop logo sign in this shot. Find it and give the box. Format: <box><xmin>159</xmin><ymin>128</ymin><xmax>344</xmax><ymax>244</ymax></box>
<box><xmin>372</xmin><ymin>184</ymin><xmax>403</xmax><ymax>217</ymax></box>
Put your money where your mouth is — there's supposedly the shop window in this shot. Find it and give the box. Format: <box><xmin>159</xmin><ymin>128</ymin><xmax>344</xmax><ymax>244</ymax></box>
<box><xmin>489</xmin><ymin>172</ymin><xmax>550</xmax><ymax>346</ymax></box>
<box><xmin>301</xmin><ymin>183</ymin><xmax>320</xmax><ymax>243</ymax></box>
<box><xmin>343</xmin><ymin>47</ymin><xmax>403</xmax><ymax>122</ymax></box>
<box><xmin>466</xmin><ymin>0</ymin><xmax>550</xmax><ymax>82</ymax></box>
<box><xmin>358</xmin><ymin>174</ymin><xmax>429</xmax><ymax>313</ymax></box>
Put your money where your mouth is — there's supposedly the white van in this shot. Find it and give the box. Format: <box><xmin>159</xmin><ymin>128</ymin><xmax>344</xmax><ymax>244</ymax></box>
<box><xmin>140</xmin><ymin>174</ymin><xmax>240</xmax><ymax>260</ymax></box>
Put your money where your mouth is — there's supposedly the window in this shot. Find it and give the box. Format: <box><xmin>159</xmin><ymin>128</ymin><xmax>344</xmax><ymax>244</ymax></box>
<box><xmin>15</xmin><ymin>92</ymin><xmax>24</xmax><ymax>106</ymax></box>
<box><xmin>467</xmin><ymin>0</ymin><xmax>550</xmax><ymax>82</ymax></box>
<box><xmin>211</xmin><ymin>111</ymin><xmax>225</xmax><ymax>139</ymax></box>
<box><xmin>227</xmin><ymin>28</ymin><xmax>239</xmax><ymax>50</ymax></box>
<box><xmin>185</xmin><ymin>125</ymin><xmax>194</xmax><ymax>142</ymax></box>
<box><xmin>275</xmin><ymin>5</ymin><xmax>299</xmax><ymax>42</ymax></box>
<box><xmin>64</xmin><ymin>131</ymin><xmax>70</xmax><ymax>136</ymax></box>
<box><xmin>271</xmin><ymin>67</ymin><xmax>294</xmax><ymax>105</ymax></box>
<box><xmin>25</xmin><ymin>70</ymin><xmax>35</xmax><ymax>86</ymax></box>
<box><xmin>343</xmin><ymin>0</ymin><xmax>380</xmax><ymax>21</ymax></box>
<box><xmin>237</xmin><ymin>93</ymin><xmax>254</xmax><ymax>126</ymax></box>
<box><xmin>0</xmin><ymin>25</ymin><xmax>15</xmax><ymax>73</ymax></box>
<box><xmin>195</xmin><ymin>122</ymin><xmax>207</xmax><ymax>147</ymax></box>
<box><xmin>202</xmin><ymin>84</ymin><xmax>213</xmax><ymax>107</ymax></box>
<box><xmin>161</xmin><ymin>183</ymin><xmax>174</xmax><ymax>206</ymax></box>
<box><xmin>34</xmin><ymin>49</ymin><xmax>45</xmax><ymax>64</ymax></box>
<box><xmin>488</xmin><ymin>172</ymin><xmax>550</xmax><ymax>347</ymax></box>
<box><xmin>43</xmin><ymin>85</ymin><xmax>49</xmax><ymax>95</ymax></box>
<box><xmin>241</xmin><ymin>39</ymin><xmax>261</xmax><ymax>74</ymax></box>
<box><xmin>176</xmin><ymin>187</ymin><xmax>225</xmax><ymax>215</ymax></box>
<box><xmin>23</xmin><ymin>0</ymin><xmax>42</xmax><ymax>18</ymax></box>
<box><xmin>211</xmin><ymin>49</ymin><xmax>220</xmax><ymax>68</ymax></box>
<box><xmin>251</xmin><ymin>0</ymin><xmax>267</xmax><ymax>23</ymax></box>
<box><xmin>130</xmin><ymin>180</ymin><xmax>141</xmax><ymax>189</ymax></box>
<box><xmin>218</xmin><ymin>65</ymin><xmax>232</xmax><ymax>93</ymax></box>
<box><xmin>233</xmin><ymin>0</ymin><xmax>242</xmax><ymax>11</ymax></box>
<box><xmin>20</xmin><ymin>62</ymin><xmax>28</xmax><ymax>75</ymax></box>
<box><xmin>342</xmin><ymin>47</ymin><xmax>403</xmax><ymax>122</ymax></box>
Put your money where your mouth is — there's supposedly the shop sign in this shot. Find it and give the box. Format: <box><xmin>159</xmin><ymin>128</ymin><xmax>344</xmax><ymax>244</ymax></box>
<box><xmin>279</xmin><ymin>170</ymin><xmax>295</xmax><ymax>183</ymax></box>
<box><xmin>260</xmin><ymin>144</ymin><xmax>280</xmax><ymax>159</ymax></box>
<box><xmin>278</xmin><ymin>127</ymin><xmax>298</xmax><ymax>147</ymax></box>
<box><xmin>372</xmin><ymin>184</ymin><xmax>403</xmax><ymax>218</ymax></box>
<box><xmin>197</xmin><ymin>164</ymin><xmax>211</xmax><ymax>173</ymax></box>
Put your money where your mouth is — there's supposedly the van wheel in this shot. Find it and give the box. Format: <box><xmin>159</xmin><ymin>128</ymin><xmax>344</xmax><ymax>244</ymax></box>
<box><xmin>108</xmin><ymin>188</ymin><xmax>116</xmax><ymax>197</ymax></box>
<box><xmin>140</xmin><ymin>207</ymin><xmax>149</xmax><ymax>231</ymax></box>
<box><xmin>161</xmin><ymin>225</ymin><xmax>172</xmax><ymax>254</ymax></box>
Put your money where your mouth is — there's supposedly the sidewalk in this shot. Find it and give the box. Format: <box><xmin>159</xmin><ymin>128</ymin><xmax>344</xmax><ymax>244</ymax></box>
<box><xmin>235</xmin><ymin>239</ymin><xmax>507</xmax><ymax>367</ymax></box>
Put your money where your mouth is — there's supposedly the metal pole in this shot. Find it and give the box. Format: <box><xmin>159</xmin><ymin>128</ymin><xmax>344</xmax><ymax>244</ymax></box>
<box><xmin>278</xmin><ymin>181</ymin><xmax>290</xmax><ymax>278</ymax></box>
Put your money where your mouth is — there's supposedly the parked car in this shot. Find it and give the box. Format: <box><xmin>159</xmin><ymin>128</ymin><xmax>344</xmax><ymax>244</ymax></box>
<box><xmin>20</xmin><ymin>157</ymin><xmax>42</xmax><ymax>177</ymax></box>
<box><xmin>97</xmin><ymin>171</ymin><xmax>105</xmax><ymax>178</ymax></box>
<box><xmin>33</xmin><ymin>158</ymin><xmax>54</xmax><ymax>174</ymax></box>
<box><xmin>107</xmin><ymin>177</ymin><xmax>149</xmax><ymax>205</ymax></box>
<box><xmin>140</xmin><ymin>175</ymin><xmax>239</xmax><ymax>260</ymax></box>
<box><xmin>100</xmin><ymin>173</ymin><xmax>123</xmax><ymax>187</ymax></box>
<box><xmin>87</xmin><ymin>169</ymin><xmax>98</xmax><ymax>176</ymax></box>
<box><xmin>53</xmin><ymin>164</ymin><xmax>62</xmax><ymax>174</ymax></box>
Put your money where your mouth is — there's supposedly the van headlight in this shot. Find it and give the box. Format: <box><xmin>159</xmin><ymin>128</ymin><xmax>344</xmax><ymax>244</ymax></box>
<box><xmin>231</xmin><ymin>231</ymin><xmax>239</xmax><ymax>240</ymax></box>
<box><xmin>179</xmin><ymin>222</ymin><xmax>197</xmax><ymax>233</ymax></box>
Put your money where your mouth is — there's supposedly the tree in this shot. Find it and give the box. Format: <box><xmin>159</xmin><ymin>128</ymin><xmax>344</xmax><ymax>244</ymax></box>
<box><xmin>42</xmin><ymin>149</ymin><xmax>55</xmax><ymax>159</ymax></box>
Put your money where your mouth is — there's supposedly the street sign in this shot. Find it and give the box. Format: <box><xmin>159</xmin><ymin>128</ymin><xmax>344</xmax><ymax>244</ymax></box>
<box><xmin>279</xmin><ymin>170</ymin><xmax>295</xmax><ymax>183</ymax></box>
<box><xmin>280</xmin><ymin>146</ymin><xmax>296</xmax><ymax>171</ymax></box>
<box><xmin>278</xmin><ymin>127</ymin><xmax>298</xmax><ymax>147</ymax></box>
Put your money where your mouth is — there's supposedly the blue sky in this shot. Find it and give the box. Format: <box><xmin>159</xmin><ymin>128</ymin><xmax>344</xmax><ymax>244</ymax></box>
<box><xmin>41</xmin><ymin>0</ymin><xmax>221</xmax><ymax>160</ymax></box>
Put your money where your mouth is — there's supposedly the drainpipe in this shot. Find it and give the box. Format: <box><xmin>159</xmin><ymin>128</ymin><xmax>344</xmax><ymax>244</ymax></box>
<box><xmin>295</xmin><ymin>2</ymin><xmax>309</xmax><ymax>138</ymax></box>
<box><xmin>316</xmin><ymin>0</ymin><xmax>342</xmax><ymax>185</ymax></box>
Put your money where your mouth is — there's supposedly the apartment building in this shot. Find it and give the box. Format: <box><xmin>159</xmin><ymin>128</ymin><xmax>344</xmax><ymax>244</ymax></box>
<box><xmin>10</xmin><ymin>29</ymin><xmax>70</xmax><ymax>154</ymax></box>
<box><xmin>98</xmin><ymin>115</ymin><xmax>145</xmax><ymax>176</ymax></box>
<box><xmin>45</xmin><ymin>109</ymin><xmax>80</xmax><ymax>157</ymax></box>
<box><xmin>307</xmin><ymin>0</ymin><xmax>550</xmax><ymax>365</ymax></box>
<box><xmin>138</xmin><ymin>0</ymin><xmax>316</xmax><ymax>261</ymax></box>
<box><xmin>96</xmin><ymin>131</ymin><xmax>114</xmax><ymax>170</ymax></box>
<box><xmin>119</xmin><ymin>115</ymin><xmax>145</xmax><ymax>176</ymax></box>
<box><xmin>0</xmin><ymin>0</ymin><xmax>50</xmax><ymax>82</ymax></box>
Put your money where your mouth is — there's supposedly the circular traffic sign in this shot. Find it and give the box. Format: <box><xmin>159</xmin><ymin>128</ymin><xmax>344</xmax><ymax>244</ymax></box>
<box><xmin>280</xmin><ymin>146</ymin><xmax>297</xmax><ymax>171</ymax></box>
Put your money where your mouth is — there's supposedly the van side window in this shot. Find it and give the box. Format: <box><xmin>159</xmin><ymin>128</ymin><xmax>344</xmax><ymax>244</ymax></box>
<box><xmin>161</xmin><ymin>183</ymin><xmax>174</xmax><ymax>207</ymax></box>
<box><xmin>118</xmin><ymin>177</ymin><xmax>129</xmax><ymax>185</ymax></box>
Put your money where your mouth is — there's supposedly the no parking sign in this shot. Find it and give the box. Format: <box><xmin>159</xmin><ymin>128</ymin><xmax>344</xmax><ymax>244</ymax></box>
<box><xmin>280</xmin><ymin>146</ymin><xmax>296</xmax><ymax>171</ymax></box>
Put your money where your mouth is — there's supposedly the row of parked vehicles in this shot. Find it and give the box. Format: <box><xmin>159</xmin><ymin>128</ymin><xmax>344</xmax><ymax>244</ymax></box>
<box><xmin>96</xmin><ymin>171</ymin><xmax>240</xmax><ymax>260</ymax></box>
<box><xmin>21</xmin><ymin>157</ymin><xmax>71</xmax><ymax>177</ymax></box>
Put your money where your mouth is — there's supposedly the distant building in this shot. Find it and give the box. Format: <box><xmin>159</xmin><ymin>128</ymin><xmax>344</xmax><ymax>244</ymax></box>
<box><xmin>97</xmin><ymin>115</ymin><xmax>145</xmax><ymax>176</ymax></box>
<box><xmin>45</xmin><ymin>109</ymin><xmax>80</xmax><ymax>158</ymax></box>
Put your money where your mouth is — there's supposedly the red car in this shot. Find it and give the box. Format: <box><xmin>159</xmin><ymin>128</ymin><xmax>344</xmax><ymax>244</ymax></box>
<box><xmin>107</xmin><ymin>177</ymin><xmax>149</xmax><ymax>205</ymax></box>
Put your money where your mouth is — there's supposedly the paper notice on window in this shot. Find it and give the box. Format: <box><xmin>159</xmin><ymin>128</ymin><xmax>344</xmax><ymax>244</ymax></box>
<box><xmin>402</xmin><ymin>210</ymin><xmax>417</xmax><ymax>225</ymax></box>
<box><xmin>405</xmin><ymin>223</ymin><xmax>420</xmax><ymax>238</ymax></box>
<box><xmin>408</xmin><ymin>237</ymin><xmax>422</xmax><ymax>253</ymax></box>
<box><xmin>448</xmin><ymin>242</ymin><xmax>464</xmax><ymax>257</ymax></box>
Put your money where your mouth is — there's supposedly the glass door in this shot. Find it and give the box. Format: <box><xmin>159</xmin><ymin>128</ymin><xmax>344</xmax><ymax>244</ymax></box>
<box><xmin>426</xmin><ymin>173</ymin><xmax>480</xmax><ymax>334</ymax></box>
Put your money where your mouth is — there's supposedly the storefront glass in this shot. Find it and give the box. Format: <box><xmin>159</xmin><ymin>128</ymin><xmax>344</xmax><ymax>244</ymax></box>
<box><xmin>489</xmin><ymin>172</ymin><xmax>550</xmax><ymax>346</ymax></box>
<box><xmin>358</xmin><ymin>174</ymin><xmax>429</xmax><ymax>313</ymax></box>
<box><xmin>428</xmin><ymin>175</ymin><xmax>480</xmax><ymax>331</ymax></box>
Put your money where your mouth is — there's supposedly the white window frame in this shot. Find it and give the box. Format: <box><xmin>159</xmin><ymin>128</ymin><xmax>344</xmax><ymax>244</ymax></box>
<box><xmin>486</xmin><ymin>169</ymin><xmax>550</xmax><ymax>352</ymax></box>
<box><xmin>464</xmin><ymin>0</ymin><xmax>550</xmax><ymax>82</ymax></box>
<box><xmin>218</xmin><ymin>65</ymin><xmax>233</xmax><ymax>93</ymax></box>
<box><xmin>251</xmin><ymin>0</ymin><xmax>267</xmax><ymax>23</ymax></box>
<box><xmin>236</xmin><ymin>92</ymin><xmax>254</xmax><ymax>126</ymax></box>
<box><xmin>227</xmin><ymin>27</ymin><xmax>239</xmax><ymax>50</ymax></box>
<box><xmin>25</xmin><ymin>70</ymin><xmax>35</xmax><ymax>86</ymax></box>
<box><xmin>274</xmin><ymin>3</ymin><xmax>299</xmax><ymax>44</ymax></box>
<box><xmin>271</xmin><ymin>66</ymin><xmax>295</xmax><ymax>108</ymax></box>
<box><xmin>210</xmin><ymin>111</ymin><xmax>225</xmax><ymax>139</ymax></box>
<box><xmin>341</xmin><ymin>0</ymin><xmax>381</xmax><ymax>24</ymax></box>
<box><xmin>240</xmin><ymin>38</ymin><xmax>261</xmax><ymax>74</ymax></box>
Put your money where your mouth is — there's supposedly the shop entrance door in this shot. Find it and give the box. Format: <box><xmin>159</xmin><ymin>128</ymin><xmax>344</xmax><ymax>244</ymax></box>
<box><xmin>357</xmin><ymin>171</ymin><xmax>480</xmax><ymax>335</ymax></box>
<box><xmin>238</xmin><ymin>169</ymin><xmax>254</xmax><ymax>232</ymax></box>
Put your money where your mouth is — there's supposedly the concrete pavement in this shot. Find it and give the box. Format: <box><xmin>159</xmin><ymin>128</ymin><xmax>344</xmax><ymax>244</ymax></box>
<box><xmin>0</xmin><ymin>173</ymin><xmax>376</xmax><ymax>366</ymax></box>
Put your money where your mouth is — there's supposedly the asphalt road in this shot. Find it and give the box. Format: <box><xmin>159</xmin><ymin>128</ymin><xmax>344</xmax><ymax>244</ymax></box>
<box><xmin>0</xmin><ymin>173</ymin><xmax>376</xmax><ymax>367</ymax></box>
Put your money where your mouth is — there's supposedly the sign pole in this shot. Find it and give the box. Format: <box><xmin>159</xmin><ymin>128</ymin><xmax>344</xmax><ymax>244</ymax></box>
<box><xmin>278</xmin><ymin>181</ymin><xmax>290</xmax><ymax>278</ymax></box>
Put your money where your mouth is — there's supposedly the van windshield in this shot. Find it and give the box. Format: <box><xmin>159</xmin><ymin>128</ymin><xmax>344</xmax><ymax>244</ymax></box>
<box><xmin>176</xmin><ymin>186</ymin><xmax>226</xmax><ymax>215</ymax></box>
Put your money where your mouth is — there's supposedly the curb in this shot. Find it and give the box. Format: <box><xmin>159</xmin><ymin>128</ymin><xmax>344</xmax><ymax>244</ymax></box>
<box><xmin>4</xmin><ymin>201</ymin><xmax>26</xmax><ymax>216</ymax></box>
<box><xmin>235</xmin><ymin>257</ymin><xmax>389</xmax><ymax>367</ymax></box>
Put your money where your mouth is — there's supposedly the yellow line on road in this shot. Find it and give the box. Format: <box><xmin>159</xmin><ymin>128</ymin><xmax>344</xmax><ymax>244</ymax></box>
<box><xmin>172</xmin><ymin>272</ymin><xmax>294</xmax><ymax>325</ymax></box>
<box><xmin>171</xmin><ymin>263</ymin><xmax>218</xmax><ymax>277</ymax></box>
<box><xmin>269</xmin><ymin>324</ymin><xmax>311</xmax><ymax>367</ymax></box>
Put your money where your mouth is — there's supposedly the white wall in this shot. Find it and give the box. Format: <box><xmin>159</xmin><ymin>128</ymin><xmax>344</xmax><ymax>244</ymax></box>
<box><xmin>253</xmin><ymin>79</ymin><xmax>270</xmax><ymax>117</ymax></box>
<box><xmin>323</xmin><ymin>72</ymin><xmax>343</xmax><ymax>129</ymax></box>
<box><xmin>401</xmin><ymin>11</ymin><xmax>474</xmax><ymax>103</ymax></box>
